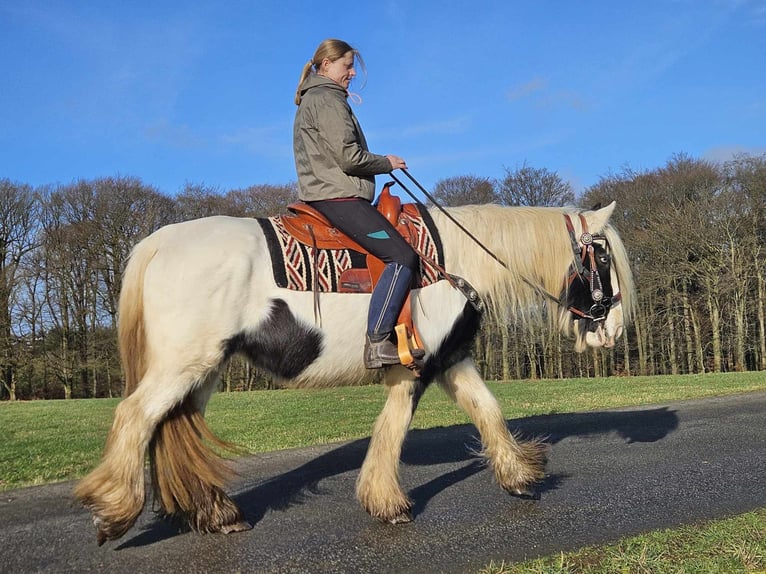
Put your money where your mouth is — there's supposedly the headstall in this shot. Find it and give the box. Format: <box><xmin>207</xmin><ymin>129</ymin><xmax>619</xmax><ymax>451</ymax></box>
<box><xmin>563</xmin><ymin>213</ymin><xmax>622</xmax><ymax>322</ymax></box>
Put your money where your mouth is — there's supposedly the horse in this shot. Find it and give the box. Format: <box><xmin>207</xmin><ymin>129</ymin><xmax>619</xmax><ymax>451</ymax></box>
<box><xmin>74</xmin><ymin>199</ymin><xmax>635</xmax><ymax>545</ymax></box>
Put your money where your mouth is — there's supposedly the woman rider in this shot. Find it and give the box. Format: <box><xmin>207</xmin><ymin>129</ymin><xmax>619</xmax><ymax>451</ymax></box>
<box><xmin>293</xmin><ymin>38</ymin><xmax>420</xmax><ymax>369</ymax></box>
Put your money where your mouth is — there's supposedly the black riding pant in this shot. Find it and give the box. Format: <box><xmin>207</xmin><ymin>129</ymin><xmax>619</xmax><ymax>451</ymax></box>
<box><xmin>307</xmin><ymin>198</ymin><xmax>419</xmax><ymax>341</ymax></box>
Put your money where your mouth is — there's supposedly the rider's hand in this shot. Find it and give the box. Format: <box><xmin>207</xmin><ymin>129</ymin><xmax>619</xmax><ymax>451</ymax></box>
<box><xmin>386</xmin><ymin>155</ymin><xmax>407</xmax><ymax>171</ymax></box>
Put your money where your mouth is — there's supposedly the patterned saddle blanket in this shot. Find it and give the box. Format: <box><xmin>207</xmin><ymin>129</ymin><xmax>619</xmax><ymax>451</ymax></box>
<box><xmin>257</xmin><ymin>195</ymin><xmax>444</xmax><ymax>293</ymax></box>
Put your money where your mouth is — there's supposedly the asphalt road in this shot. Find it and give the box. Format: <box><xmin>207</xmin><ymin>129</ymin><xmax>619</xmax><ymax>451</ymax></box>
<box><xmin>2</xmin><ymin>392</ymin><xmax>765</xmax><ymax>574</ymax></box>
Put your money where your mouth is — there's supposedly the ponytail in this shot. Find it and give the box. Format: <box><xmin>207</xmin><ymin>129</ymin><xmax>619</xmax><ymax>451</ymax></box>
<box><xmin>294</xmin><ymin>60</ymin><xmax>315</xmax><ymax>106</ymax></box>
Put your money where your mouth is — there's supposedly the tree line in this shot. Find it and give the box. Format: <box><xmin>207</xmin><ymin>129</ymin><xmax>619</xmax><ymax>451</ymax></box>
<box><xmin>1</xmin><ymin>153</ymin><xmax>764</xmax><ymax>400</ymax></box>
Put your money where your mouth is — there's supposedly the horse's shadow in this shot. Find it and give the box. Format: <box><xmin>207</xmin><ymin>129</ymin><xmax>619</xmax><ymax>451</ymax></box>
<box><xmin>120</xmin><ymin>405</ymin><xmax>678</xmax><ymax>548</ymax></box>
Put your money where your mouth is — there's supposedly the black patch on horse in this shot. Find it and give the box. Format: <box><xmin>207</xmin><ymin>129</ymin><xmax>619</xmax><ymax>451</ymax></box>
<box><xmin>419</xmin><ymin>302</ymin><xmax>483</xmax><ymax>386</ymax></box>
<box><xmin>222</xmin><ymin>299</ymin><xmax>322</xmax><ymax>379</ymax></box>
<box><xmin>257</xmin><ymin>217</ymin><xmax>289</xmax><ymax>288</ymax></box>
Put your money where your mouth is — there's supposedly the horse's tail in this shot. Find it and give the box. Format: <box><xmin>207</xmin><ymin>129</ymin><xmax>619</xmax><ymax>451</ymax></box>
<box><xmin>149</xmin><ymin>398</ymin><xmax>249</xmax><ymax>533</ymax></box>
<box><xmin>118</xmin><ymin>241</ymin><xmax>157</xmax><ymax>397</ymax></box>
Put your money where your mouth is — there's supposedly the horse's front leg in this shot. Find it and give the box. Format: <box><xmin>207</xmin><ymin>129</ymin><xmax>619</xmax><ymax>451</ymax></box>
<box><xmin>438</xmin><ymin>359</ymin><xmax>547</xmax><ymax>496</ymax></box>
<box><xmin>356</xmin><ymin>366</ymin><xmax>424</xmax><ymax>523</ymax></box>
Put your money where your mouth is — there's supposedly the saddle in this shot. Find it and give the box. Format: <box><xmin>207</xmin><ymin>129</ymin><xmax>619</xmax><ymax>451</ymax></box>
<box><xmin>280</xmin><ymin>182</ymin><xmax>426</xmax><ymax>370</ymax></box>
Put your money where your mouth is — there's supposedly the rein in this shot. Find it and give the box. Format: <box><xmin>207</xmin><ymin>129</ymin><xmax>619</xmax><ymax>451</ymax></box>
<box><xmin>391</xmin><ymin>170</ymin><xmax>511</xmax><ymax>271</ymax></box>
<box><xmin>397</xmin><ymin>213</ymin><xmax>484</xmax><ymax>313</ymax></box>
<box><xmin>389</xmin><ymin>170</ymin><xmax>620</xmax><ymax>320</ymax></box>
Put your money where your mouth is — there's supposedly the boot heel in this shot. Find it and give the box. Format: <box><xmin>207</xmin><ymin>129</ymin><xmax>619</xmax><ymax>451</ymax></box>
<box><xmin>364</xmin><ymin>337</ymin><xmax>400</xmax><ymax>369</ymax></box>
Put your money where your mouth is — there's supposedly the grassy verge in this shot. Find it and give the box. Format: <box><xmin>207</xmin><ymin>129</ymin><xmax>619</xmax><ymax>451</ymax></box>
<box><xmin>481</xmin><ymin>508</ymin><xmax>766</xmax><ymax>573</ymax></box>
<box><xmin>1</xmin><ymin>371</ymin><xmax>765</xmax><ymax>490</ymax></box>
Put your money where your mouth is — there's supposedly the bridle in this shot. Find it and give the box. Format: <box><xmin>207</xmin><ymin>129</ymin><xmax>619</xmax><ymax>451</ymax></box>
<box><xmin>563</xmin><ymin>213</ymin><xmax>622</xmax><ymax>323</ymax></box>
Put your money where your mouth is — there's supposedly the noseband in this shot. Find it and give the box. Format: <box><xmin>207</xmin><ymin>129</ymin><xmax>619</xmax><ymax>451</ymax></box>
<box><xmin>564</xmin><ymin>213</ymin><xmax>622</xmax><ymax>322</ymax></box>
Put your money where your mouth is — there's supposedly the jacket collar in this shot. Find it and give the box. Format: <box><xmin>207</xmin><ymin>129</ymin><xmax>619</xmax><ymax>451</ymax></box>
<box><xmin>299</xmin><ymin>74</ymin><xmax>347</xmax><ymax>99</ymax></box>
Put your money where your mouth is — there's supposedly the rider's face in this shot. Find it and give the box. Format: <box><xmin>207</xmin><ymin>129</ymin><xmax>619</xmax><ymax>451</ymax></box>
<box><xmin>320</xmin><ymin>51</ymin><xmax>355</xmax><ymax>90</ymax></box>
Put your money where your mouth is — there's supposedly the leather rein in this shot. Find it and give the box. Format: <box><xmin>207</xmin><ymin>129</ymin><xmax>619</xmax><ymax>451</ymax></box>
<box><xmin>390</xmin><ymin>170</ymin><xmax>621</xmax><ymax>321</ymax></box>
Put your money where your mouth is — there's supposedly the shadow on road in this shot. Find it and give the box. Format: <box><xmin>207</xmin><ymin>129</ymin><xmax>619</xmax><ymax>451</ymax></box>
<box><xmin>120</xmin><ymin>405</ymin><xmax>678</xmax><ymax>548</ymax></box>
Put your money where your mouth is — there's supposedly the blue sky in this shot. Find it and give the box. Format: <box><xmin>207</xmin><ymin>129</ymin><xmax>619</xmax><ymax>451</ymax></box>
<box><xmin>2</xmin><ymin>1</ymin><xmax>765</xmax><ymax>198</ymax></box>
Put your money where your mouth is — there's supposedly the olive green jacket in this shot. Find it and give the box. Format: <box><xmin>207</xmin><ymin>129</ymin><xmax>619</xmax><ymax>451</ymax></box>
<box><xmin>293</xmin><ymin>75</ymin><xmax>391</xmax><ymax>202</ymax></box>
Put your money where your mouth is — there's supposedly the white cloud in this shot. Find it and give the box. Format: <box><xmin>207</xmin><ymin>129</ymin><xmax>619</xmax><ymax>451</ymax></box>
<box><xmin>506</xmin><ymin>77</ymin><xmax>547</xmax><ymax>102</ymax></box>
<box><xmin>715</xmin><ymin>0</ymin><xmax>766</xmax><ymax>24</ymax></box>
<box><xmin>702</xmin><ymin>145</ymin><xmax>766</xmax><ymax>163</ymax></box>
<box><xmin>219</xmin><ymin>124</ymin><xmax>292</xmax><ymax>158</ymax></box>
<box><xmin>143</xmin><ymin>120</ymin><xmax>206</xmax><ymax>149</ymax></box>
<box><xmin>506</xmin><ymin>77</ymin><xmax>588</xmax><ymax>112</ymax></box>
<box><xmin>368</xmin><ymin>116</ymin><xmax>473</xmax><ymax>141</ymax></box>
<box><xmin>398</xmin><ymin>116</ymin><xmax>473</xmax><ymax>138</ymax></box>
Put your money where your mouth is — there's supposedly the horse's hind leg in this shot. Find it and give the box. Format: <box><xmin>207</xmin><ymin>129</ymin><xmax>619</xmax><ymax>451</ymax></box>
<box><xmin>437</xmin><ymin>359</ymin><xmax>547</xmax><ymax>496</ymax></box>
<box><xmin>74</xmin><ymin>372</ymin><xmax>193</xmax><ymax>545</ymax></box>
<box><xmin>357</xmin><ymin>367</ymin><xmax>424</xmax><ymax>523</ymax></box>
<box><xmin>75</xmin><ymin>368</ymin><xmax>248</xmax><ymax>544</ymax></box>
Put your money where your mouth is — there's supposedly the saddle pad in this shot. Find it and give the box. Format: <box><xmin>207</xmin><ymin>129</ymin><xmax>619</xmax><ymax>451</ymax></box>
<box><xmin>257</xmin><ymin>203</ymin><xmax>444</xmax><ymax>292</ymax></box>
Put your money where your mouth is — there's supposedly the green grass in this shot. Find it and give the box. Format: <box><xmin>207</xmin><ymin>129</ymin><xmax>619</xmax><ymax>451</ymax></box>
<box><xmin>2</xmin><ymin>371</ymin><xmax>765</xmax><ymax>490</ymax></box>
<box><xmin>480</xmin><ymin>508</ymin><xmax>766</xmax><ymax>573</ymax></box>
<box><xmin>0</xmin><ymin>398</ymin><xmax>120</xmax><ymax>488</ymax></box>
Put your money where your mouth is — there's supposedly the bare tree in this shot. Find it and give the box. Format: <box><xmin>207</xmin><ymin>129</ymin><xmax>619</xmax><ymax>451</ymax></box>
<box><xmin>722</xmin><ymin>154</ymin><xmax>766</xmax><ymax>370</ymax></box>
<box><xmin>431</xmin><ymin>175</ymin><xmax>498</xmax><ymax>206</ymax></box>
<box><xmin>225</xmin><ymin>183</ymin><xmax>299</xmax><ymax>217</ymax></box>
<box><xmin>175</xmin><ymin>183</ymin><xmax>229</xmax><ymax>220</ymax></box>
<box><xmin>497</xmin><ymin>162</ymin><xmax>575</xmax><ymax>207</ymax></box>
<box><xmin>38</xmin><ymin>184</ymin><xmax>97</xmax><ymax>398</ymax></box>
<box><xmin>0</xmin><ymin>180</ymin><xmax>40</xmax><ymax>400</ymax></box>
<box><xmin>5</xmin><ymin>152</ymin><xmax>766</xmax><ymax>399</ymax></box>
<box><xmin>91</xmin><ymin>177</ymin><xmax>175</xmax><ymax>324</ymax></box>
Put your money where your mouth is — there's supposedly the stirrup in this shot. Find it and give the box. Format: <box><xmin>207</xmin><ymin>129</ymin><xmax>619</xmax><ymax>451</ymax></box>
<box><xmin>394</xmin><ymin>324</ymin><xmax>425</xmax><ymax>374</ymax></box>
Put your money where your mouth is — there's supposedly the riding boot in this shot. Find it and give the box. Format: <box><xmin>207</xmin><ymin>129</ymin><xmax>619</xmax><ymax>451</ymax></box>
<box><xmin>364</xmin><ymin>263</ymin><xmax>412</xmax><ymax>369</ymax></box>
<box><xmin>363</xmin><ymin>336</ymin><xmax>401</xmax><ymax>369</ymax></box>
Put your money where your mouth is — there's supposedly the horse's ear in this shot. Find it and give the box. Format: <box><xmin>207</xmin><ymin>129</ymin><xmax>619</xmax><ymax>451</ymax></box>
<box><xmin>586</xmin><ymin>201</ymin><xmax>616</xmax><ymax>232</ymax></box>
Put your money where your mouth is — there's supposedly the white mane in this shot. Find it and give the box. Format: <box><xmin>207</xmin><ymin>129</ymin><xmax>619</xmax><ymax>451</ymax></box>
<box><xmin>429</xmin><ymin>204</ymin><xmax>635</xmax><ymax>324</ymax></box>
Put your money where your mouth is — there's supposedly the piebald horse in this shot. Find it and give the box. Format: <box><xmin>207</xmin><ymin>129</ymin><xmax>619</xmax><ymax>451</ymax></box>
<box><xmin>75</xmin><ymin>200</ymin><xmax>634</xmax><ymax>544</ymax></box>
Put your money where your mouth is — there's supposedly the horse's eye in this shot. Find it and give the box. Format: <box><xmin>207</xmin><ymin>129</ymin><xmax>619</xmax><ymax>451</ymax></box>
<box><xmin>599</xmin><ymin>255</ymin><xmax>610</xmax><ymax>265</ymax></box>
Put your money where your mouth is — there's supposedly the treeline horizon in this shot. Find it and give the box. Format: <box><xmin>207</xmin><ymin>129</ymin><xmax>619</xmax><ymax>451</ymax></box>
<box><xmin>1</xmin><ymin>151</ymin><xmax>764</xmax><ymax>400</ymax></box>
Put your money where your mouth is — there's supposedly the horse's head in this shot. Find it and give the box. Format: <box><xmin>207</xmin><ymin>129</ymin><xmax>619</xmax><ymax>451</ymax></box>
<box><xmin>560</xmin><ymin>202</ymin><xmax>633</xmax><ymax>352</ymax></box>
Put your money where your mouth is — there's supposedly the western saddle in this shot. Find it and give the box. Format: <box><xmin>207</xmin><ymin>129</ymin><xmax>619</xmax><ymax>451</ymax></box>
<box><xmin>280</xmin><ymin>182</ymin><xmax>426</xmax><ymax>371</ymax></box>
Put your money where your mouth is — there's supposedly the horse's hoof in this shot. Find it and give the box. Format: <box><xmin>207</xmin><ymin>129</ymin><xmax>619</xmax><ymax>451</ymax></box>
<box><xmin>96</xmin><ymin>528</ymin><xmax>108</xmax><ymax>547</ymax></box>
<box><xmin>94</xmin><ymin>523</ymin><xmax>125</xmax><ymax>546</ymax></box>
<box><xmin>509</xmin><ymin>487</ymin><xmax>540</xmax><ymax>501</ymax></box>
<box><xmin>93</xmin><ymin>516</ymin><xmax>131</xmax><ymax>546</ymax></box>
<box><xmin>386</xmin><ymin>510</ymin><xmax>413</xmax><ymax>524</ymax></box>
<box><xmin>220</xmin><ymin>520</ymin><xmax>253</xmax><ymax>534</ymax></box>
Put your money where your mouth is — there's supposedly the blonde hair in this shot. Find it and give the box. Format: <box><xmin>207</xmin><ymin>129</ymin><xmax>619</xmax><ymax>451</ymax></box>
<box><xmin>294</xmin><ymin>38</ymin><xmax>366</xmax><ymax>105</ymax></box>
